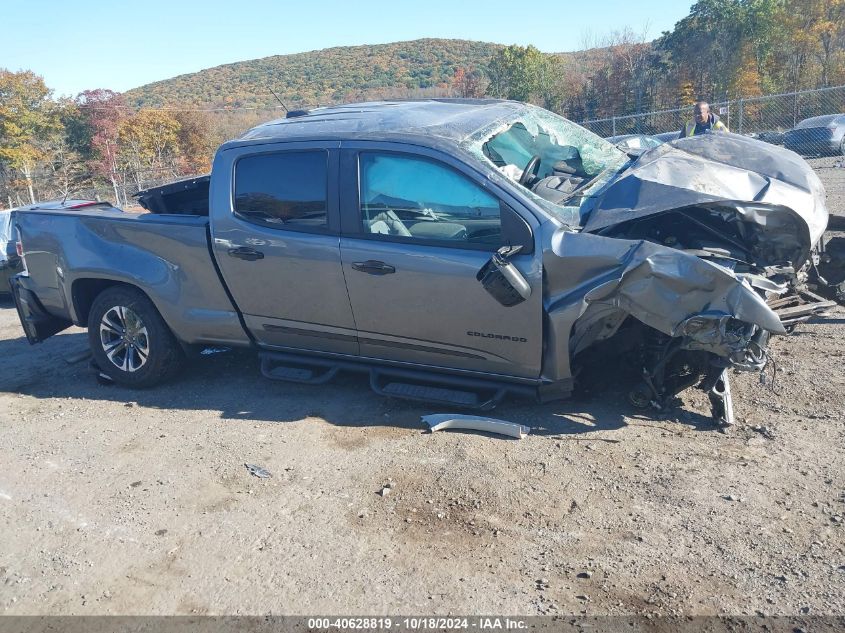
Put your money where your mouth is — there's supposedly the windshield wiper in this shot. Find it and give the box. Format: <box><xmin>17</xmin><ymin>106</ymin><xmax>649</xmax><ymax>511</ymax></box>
<box><xmin>615</xmin><ymin>143</ymin><xmax>645</xmax><ymax>159</ymax></box>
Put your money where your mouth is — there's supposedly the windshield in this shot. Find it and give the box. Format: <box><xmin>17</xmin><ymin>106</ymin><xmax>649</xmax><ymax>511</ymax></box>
<box><xmin>462</xmin><ymin>103</ymin><xmax>629</xmax><ymax>227</ymax></box>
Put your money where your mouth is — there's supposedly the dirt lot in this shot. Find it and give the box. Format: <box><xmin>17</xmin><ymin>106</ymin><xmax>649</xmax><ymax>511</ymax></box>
<box><xmin>1</xmin><ymin>163</ymin><xmax>844</xmax><ymax>617</ymax></box>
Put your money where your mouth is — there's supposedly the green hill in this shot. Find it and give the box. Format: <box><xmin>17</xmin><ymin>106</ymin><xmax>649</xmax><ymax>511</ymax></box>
<box><xmin>125</xmin><ymin>39</ymin><xmax>504</xmax><ymax>109</ymax></box>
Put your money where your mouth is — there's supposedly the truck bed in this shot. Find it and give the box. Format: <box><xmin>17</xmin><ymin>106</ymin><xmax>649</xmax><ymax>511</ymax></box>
<box><xmin>13</xmin><ymin>207</ymin><xmax>248</xmax><ymax>347</ymax></box>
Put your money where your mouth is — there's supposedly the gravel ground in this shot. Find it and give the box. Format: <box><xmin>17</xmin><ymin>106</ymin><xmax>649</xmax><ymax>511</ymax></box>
<box><xmin>0</xmin><ymin>299</ymin><xmax>843</xmax><ymax>616</ymax></box>
<box><xmin>809</xmin><ymin>156</ymin><xmax>845</xmax><ymax>213</ymax></box>
<box><xmin>0</xmin><ymin>163</ymin><xmax>844</xmax><ymax>617</ymax></box>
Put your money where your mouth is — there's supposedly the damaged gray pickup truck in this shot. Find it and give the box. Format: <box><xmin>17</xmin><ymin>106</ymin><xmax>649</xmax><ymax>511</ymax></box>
<box><xmin>9</xmin><ymin>99</ymin><xmax>836</xmax><ymax>425</ymax></box>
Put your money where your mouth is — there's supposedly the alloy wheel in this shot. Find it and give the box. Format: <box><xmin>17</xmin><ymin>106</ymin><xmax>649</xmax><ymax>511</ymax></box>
<box><xmin>99</xmin><ymin>305</ymin><xmax>150</xmax><ymax>372</ymax></box>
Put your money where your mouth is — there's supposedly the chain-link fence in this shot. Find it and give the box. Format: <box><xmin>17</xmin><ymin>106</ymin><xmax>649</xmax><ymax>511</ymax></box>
<box><xmin>579</xmin><ymin>85</ymin><xmax>845</xmax><ymax>212</ymax></box>
<box><xmin>579</xmin><ymin>85</ymin><xmax>845</xmax><ymax>147</ymax></box>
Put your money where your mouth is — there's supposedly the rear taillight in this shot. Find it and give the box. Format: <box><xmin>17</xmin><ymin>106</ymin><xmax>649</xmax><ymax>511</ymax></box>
<box><xmin>16</xmin><ymin>241</ymin><xmax>23</xmax><ymax>258</ymax></box>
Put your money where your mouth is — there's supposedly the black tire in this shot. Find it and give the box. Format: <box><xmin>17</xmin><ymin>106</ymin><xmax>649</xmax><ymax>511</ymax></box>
<box><xmin>87</xmin><ymin>286</ymin><xmax>183</xmax><ymax>388</ymax></box>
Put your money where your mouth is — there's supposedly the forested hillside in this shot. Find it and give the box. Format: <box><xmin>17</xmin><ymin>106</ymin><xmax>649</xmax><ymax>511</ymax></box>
<box><xmin>125</xmin><ymin>39</ymin><xmax>505</xmax><ymax>108</ymax></box>
<box><xmin>2</xmin><ymin>0</ymin><xmax>843</xmax><ymax>209</ymax></box>
<box><xmin>126</xmin><ymin>0</ymin><xmax>845</xmax><ymax>122</ymax></box>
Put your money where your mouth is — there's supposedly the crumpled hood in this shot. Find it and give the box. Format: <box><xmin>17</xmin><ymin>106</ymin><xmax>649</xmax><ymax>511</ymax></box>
<box><xmin>582</xmin><ymin>133</ymin><xmax>828</xmax><ymax>253</ymax></box>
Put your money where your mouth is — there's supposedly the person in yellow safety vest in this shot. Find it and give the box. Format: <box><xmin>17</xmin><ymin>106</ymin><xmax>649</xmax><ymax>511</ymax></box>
<box><xmin>679</xmin><ymin>101</ymin><xmax>729</xmax><ymax>138</ymax></box>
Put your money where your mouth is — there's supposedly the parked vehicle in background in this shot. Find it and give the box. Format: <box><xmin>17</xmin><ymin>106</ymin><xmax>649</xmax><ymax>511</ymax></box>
<box><xmin>0</xmin><ymin>210</ymin><xmax>22</xmax><ymax>296</ymax></box>
<box><xmin>653</xmin><ymin>131</ymin><xmax>680</xmax><ymax>143</ymax></box>
<box><xmin>8</xmin><ymin>100</ymin><xmax>834</xmax><ymax>426</ymax></box>
<box><xmin>749</xmin><ymin>130</ymin><xmax>785</xmax><ymax>146</ymax></box>
<box><xmin>606</xmin><ymin>134</ymin><xmax>663</xmax><ymax>153</ymax></box>
<box><xmin>784</xmin><ymin>114</ymin><xmax>845</xmax><ymax>156</ymax></box>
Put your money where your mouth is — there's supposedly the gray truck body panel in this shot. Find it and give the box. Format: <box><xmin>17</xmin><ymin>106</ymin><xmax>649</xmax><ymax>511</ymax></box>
<box><xmin>15</xmin><ymin>210</ymin><xmax>248</xmax><ymax>346</ymax></box>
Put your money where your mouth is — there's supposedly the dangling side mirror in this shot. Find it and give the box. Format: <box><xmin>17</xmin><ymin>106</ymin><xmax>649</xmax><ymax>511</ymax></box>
<box><xmin>476</xmin><ymin>245</ymin><xmax>532</xmax><ymax>307</ymax></box>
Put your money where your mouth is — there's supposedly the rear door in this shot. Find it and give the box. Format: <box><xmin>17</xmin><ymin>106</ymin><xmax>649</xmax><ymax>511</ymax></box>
<box><xmin>211</xmin><ymin>141</ymin><xmax>358</xmax><ymax>355</ymax></box>
<box><xmin>338</xmin><ymin>143</ymin><xmax>543</xmax><ymax>378</ymax></box>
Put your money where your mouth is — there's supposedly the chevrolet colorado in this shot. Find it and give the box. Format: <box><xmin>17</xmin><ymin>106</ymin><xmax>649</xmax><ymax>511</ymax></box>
<box><xmin>8</xmin><ymin>100</ymin><xmax>834</xmax><ymax>423</ymax></box>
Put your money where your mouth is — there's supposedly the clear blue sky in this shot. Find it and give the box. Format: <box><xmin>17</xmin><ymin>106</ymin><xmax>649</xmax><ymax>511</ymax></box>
<box><xmin>4</xmin><ymin>0</ymin><xmax>694</xmax><ymax>97</ymax></box>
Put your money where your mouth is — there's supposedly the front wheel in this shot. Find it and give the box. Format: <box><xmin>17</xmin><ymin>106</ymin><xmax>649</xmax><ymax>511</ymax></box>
<box><xmin>88</xmin><ymin>286</ymin><xmax>183</xmax><ymax>387</ymax></box>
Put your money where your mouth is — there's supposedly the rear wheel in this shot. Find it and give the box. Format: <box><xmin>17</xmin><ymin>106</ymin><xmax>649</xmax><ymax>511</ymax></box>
<box><xmin>88</xmin><ymin>286</ymin><xmax>183</xmax><ymax>387</ymax></box>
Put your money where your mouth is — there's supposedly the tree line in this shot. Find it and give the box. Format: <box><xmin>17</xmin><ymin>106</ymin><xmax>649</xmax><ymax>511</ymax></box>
<box><xmin>460</xmin><ymin>0</ymin><xmax>845</xmax><ymax>121</ymax></box>
<box><xmin>2</xmin><ymin>0</ymin><xmax>843</xmax><ymax>209</ymax></box>
<box><xmin>0</xmin><ymin>72</ymin><xmax>216</xmax><ymax>209</ymax></box>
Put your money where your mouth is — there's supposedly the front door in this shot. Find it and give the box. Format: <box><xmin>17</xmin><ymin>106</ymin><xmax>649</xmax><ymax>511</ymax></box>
<box><xmin>338</xmin><ymin>147</ymin><xmax>542</xmax><ymax>378</ymax></box>
<box><xmin>212</xmin><ymin>143</ymin><xmax>358</xmax><ymax>355</ymax></box>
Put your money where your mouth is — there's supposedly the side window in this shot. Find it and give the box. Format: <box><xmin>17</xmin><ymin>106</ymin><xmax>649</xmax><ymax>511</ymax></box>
<box><xmin>234</xmin><ymin>151</ymin><xmax>328</xmax><ymax>230</ymax></box>
<box><xmin>359</xmin><ymin>152</ymin><xmax>502</xmax><ymax>248</ymax></box>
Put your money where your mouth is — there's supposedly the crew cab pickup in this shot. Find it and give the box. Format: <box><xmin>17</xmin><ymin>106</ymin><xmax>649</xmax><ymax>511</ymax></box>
<box><xmin>9</xmin><ymin>99</ymin><xmax>833</xmax><ymax>423</ymax></box>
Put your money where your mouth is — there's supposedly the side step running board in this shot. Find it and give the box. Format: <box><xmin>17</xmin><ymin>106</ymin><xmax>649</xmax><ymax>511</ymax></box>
<box><xmin>260</xmin><ymin>352</ymin><xmax>339</xmax><ymax>385</ymax></box>
<box><xmin>258</xmin><ymin>351</ymin><xmax>532</xmax><ymax>409</ymax></box>
<box><xmin>370</xmin><ymin>368</ymin><xmax>506</xmax><ymax>411</ymax></box>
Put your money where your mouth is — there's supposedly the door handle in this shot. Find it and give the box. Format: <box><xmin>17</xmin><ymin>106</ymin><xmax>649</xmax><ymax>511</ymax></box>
<box><xmin>351</xmin><ymin>260</ymin><xmax>396</xmax><ymax>275</ymax></box>
<box><xmin>228</xmin><ymin>246</ymin><xmax>265</xmax><ymax>261</ymax></box>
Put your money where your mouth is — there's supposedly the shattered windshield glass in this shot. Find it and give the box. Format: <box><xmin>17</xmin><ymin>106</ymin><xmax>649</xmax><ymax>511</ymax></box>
<box><xmin>463</xmin><ymin>104</ymin><xmax>629</xmax><ymax>227</ymax></box>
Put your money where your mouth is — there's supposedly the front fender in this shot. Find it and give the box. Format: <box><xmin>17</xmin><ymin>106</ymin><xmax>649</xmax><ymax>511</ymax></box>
<box><xmin>540</xmin><ymin>229</ymin><xmax>784</xmax><ymax>382</ymax></box>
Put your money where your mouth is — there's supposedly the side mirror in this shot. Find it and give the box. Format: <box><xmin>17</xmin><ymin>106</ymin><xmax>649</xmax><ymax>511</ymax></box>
<box><xmin>476</xmin><ymin>245</ymin><xmax>532</xmax><ymax>307</ymax></box>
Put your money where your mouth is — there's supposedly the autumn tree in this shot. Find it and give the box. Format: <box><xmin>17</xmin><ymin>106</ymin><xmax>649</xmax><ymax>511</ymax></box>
<box><xmin>578</xmin><ymin>27</ymin><xmax>658</xmax><ymax>119</ymax></box>
<box><xmin>730</xmin><ymin>46</ymin><xmax>765</xmax><ymax>99</ymax></box>
<box><xmin>487</xmin><ymin>45</ymin><xmax>548</xmax><ymax>102</ymax></box>
<box><xmin>678</xmin><ymin>81</ymin><xmax>697</xmax><ymax>106</ymax></box>
<box><xmin>657</xmin><ymin>0</ymin><xmax>756</xmax><ymax>100</ymax></box>
<box><xmin>41</xmin><ymin>98</ymin><xmax>91</xmax><ymax>200</ymax></box>
<box><xmin>534</xmin><ymin>55</ymin><xmax>570</xmax><ymax>112</ymax></box>
<box><xmin>117</xmin><ymin>109</ymin><xmax>181</xmax><ymax>191</ymax></box>
<box><xmin>0</xmin><ymin>70</ymin><xmax>61</xmax><ymax>203</ymax></box>
<box><xmin>77</xmin><ymin>89</ymin><xmax>128</xmax><ymax>205</ymax></box>
<box><xmin>798</xmin><ymin>0</ymin><xmax>845</xmax><ymax>87</ymax></box>
<box><xmin>173</xmin><ymin>109</ymin><xmax>214</xmax><ymax>174</ymax></box>
<box><xmin>452</xmin><ymin>67</ymin><xmax>486</xmax><ymax>98</ymax></box>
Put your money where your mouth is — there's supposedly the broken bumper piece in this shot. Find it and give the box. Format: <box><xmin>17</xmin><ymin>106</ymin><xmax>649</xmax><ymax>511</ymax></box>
<box><xmin>703</xmin><ymin>367</ymin><xmax>736</xmax><ymax>428</ymax></box>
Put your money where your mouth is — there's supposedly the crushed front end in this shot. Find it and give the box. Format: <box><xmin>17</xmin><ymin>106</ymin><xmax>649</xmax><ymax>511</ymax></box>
<box><xmin>468</xmin><ymin>104</ymin><xmax>832</xmax><ymax>426</ymax></box>
<box><xmin>539</xmin><ymin>229</ymin><xmax>794</xmax><ymax>426</ymax></box>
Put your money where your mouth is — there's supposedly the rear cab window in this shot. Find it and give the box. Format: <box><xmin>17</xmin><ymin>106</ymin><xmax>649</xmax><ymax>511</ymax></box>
<box><xmin>234</xmin><ymin>151</ymin><xmax>328</xmax><ymax>231</ymax></box>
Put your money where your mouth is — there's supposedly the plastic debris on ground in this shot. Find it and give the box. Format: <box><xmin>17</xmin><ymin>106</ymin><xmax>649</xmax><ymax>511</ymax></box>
<box><xmin>244</xmin><ymin>463</ymin><xmax>272</xmax><ymax>478</ymax></box>
<box><xmin>422</xmin><ymin>413</ymin><xmax>530</xmax><ymax>439</ymax></box>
